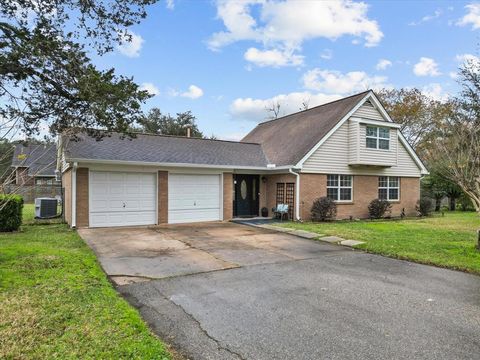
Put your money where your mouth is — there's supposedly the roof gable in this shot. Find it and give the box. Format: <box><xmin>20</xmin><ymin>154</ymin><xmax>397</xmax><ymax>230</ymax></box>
<box><xmin>241</xmin><ymin>91</ymin><xmax>370</xmax><ymax>166</ymax></box>
<box><xmin>12</xmin><ymin>144</ymin><xmax>57</xmax><ymax>176</ymax></box>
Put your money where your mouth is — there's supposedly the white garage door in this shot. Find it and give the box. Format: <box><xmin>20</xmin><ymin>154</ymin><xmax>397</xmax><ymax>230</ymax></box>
<box><xmin>168</xmin><ymin>174</ymin><xmax>221</xmax><ymax>224</ymax></box>
<box><xmin>89</xmin><ymin>171</ymin><xmax>156</xmax><ymax>227</ymax></box>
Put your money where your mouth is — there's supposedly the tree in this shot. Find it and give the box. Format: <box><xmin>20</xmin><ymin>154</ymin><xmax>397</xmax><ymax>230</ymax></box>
<box><xmin>265</xmin><ymin>100</ymin><xmax>282</xmax><ymax>120</ymax></box>
<box><xmin>137</xmin><ymin>108</ymin><xmax>204</xmax><ymax>138</ymax></box>
<box><xmin>0</xmin><ymin>139</ymin><xmax>14</xmax><ymax>183</ymax></box>
<box><xmin>426</xmin><ymin>59</ymin><xmax>480</xmax><ymax>213</ymax></box>
<box><xmin>377</xmin><ymin>88</ymin><xmax>453</xmax><ymax>156</ymax></box>
<box><xmin>0</xmin><ymin>0</ymin><xmax>157</xmax><ymax>140</ymax></box>
<box><xmin>422</xmin><ymin>169</ymin><xmax>464</xmax><ymax>211</ymax></box>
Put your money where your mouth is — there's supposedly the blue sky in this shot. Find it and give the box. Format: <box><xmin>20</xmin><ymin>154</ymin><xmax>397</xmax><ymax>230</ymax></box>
<box><xmin>93</xmin><ymin>0</ymin><xmax>480</xmax><ymax>140</ymax></box>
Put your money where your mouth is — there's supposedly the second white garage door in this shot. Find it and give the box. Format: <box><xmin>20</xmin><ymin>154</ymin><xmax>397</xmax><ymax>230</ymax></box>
<box><xmin>168</xmin><ymin>174</ymin><xmax>221</xmax><ymax>224</ymax></box>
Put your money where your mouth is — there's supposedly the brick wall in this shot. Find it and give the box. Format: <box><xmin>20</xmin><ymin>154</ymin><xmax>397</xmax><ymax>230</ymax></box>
<box><xmin>62</xmin><ymin>169</ymin><xmax>72</xmax><ymax>225</ymax></box>
<box><xmin>264</xmin><ymin>173</ymin><xmax>297</xmax><ymax>218</ymax></box>
<box><xmin>158</xmin><ymin>171</ymin><xmax>168</xmax><ymax>224</ymax></box>
<box><xmin>299</xmin><ymin>174</ymin><xmax>327</xmax><ymax>220</ymax></box>
<box><xmin>299</xmin><ymin>173</ymin><xmax>420</xmax><ymax>220</ymax></box>
<box><xmin>76</xmin><ymin>167</ymin><xmax>89</xmax><ymax>227</ymax></box>
<box><xmin>223</xmin><ymin>173</ymin><xmax>233</xmax><ymax>220</ymax></box>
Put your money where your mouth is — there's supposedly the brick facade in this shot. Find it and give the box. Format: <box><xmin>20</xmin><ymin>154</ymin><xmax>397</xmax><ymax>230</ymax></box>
<box><xmin>158</xmin><ymin>171</ymin><xmax>168</xmax><ymax>224</ymax></box>
<box><xmin>263</xmin><ymin>173</ymin><xmax>297</xmax><ymax>218</ymax></box>
<box><xmin>299</xmin><ymin>173</ymin><xmax>420</xmax><ymax>220</ymax></box>
<box><xmin>223</xmin><ymin>173</ymin><xmax>233</xmax><ymax>220</ymax></box>
<box><xmin>76</xmin><ymin>167</ymin><xmax>89</xmax><ymax>227</ymax></box>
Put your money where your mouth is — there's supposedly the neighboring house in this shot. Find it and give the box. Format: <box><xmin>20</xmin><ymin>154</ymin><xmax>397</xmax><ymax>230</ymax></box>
<box><xmin>11</xmin><ymin>144</ymin><xmax>58</xmax><ymax>186</ymax></box>
<box><xmin>59</xmin><ymin>90</ymin><xmax>428</xmax><ymax>228</ymax></box>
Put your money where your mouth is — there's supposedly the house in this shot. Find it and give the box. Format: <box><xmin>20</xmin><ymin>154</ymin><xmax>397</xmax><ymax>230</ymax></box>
<box><xmin>11</xmin><ymin>144</ymin><xmax>58</xmax><ymax>186</ymax></box>
<box><xmin>59</xmin><ymin>90</ymin><xmax>428</xmax><ymax>228</ymax></box>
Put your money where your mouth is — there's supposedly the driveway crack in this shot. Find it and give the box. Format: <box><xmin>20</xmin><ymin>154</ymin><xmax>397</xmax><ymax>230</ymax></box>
<box><xmin>150</xmin><ymin>285</ymin><xmax>247</xmax><ymax>360</ymax></box>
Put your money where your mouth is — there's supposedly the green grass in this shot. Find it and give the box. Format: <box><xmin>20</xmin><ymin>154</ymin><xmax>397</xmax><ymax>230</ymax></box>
<box><xmin>0</xmin><ymin>204</ymin><xmax>171</xmax><ymax>359</ymax></box>
<box><xmin>279</xmin><ymin>212</ymin><xmax>480</xmax><ymax>274</ymax></box>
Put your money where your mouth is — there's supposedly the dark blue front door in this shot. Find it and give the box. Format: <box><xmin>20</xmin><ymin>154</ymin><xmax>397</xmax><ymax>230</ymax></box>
<box><xmin>234</xmin><ymin>175</ymin><xmax>259</xmax><ymax>217</ymax></box>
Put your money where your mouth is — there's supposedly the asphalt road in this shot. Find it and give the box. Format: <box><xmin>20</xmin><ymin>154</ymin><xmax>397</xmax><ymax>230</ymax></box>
<box><xmin>113</xmin><ymin>225</ymin><xmax>480</xmax><ymax>360</ymax></box>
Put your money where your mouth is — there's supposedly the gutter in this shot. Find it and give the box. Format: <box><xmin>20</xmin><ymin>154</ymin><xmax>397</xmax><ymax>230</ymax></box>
<box><xmin>289</xmin><ymin>168</ymin><xmax>301</xmax><ymax>221</ymax></box>
<box><xmin>65</xmin><ymin>158</ymin><xmax>295</xmax><ymax>171</ymax></box>
<box><xmin>71</xmin><ymin>162</ymin><xmax>78</xmax><ymax>228</ymax></box>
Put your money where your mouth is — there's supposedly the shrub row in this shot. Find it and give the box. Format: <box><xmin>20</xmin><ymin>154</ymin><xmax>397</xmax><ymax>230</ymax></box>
<box><xmin>310</xmin><ymin>196</ymin><xmax>433</xmax><ymax>222</ymax></box>
<box><xmin>0</xmin><ymin>194</ymin><xmax>24</xmax><ymax>232</ymax></box>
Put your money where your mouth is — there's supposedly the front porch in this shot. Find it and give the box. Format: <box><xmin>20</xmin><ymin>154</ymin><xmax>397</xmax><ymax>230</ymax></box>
<box><xmin>232</xmin><ymin>173</ymin><xmax>297</xmax><ymax>220</ymax></box>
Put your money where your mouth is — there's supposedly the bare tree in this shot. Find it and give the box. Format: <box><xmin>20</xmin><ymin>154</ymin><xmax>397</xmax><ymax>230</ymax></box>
<box><xmin>265</xmin><ymin>100</ymin><xmax>282</xmax><ymax>120</ymax></box>
<box><xmin>300</xmin><ymin>97</ymin><xmax>310</xmax><ymax>111</ymax></box>
<box><xmin>426</xmin><ymin>59</ymin><xmax>480</xmax><ymax>213</ymax></box>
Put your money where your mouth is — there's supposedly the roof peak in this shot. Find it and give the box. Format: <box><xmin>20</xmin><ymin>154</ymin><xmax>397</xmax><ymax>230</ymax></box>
<box><xmin>257</xmin><ymin>90</ymin><xmax>372</xmax><ymax>126</ymax></box>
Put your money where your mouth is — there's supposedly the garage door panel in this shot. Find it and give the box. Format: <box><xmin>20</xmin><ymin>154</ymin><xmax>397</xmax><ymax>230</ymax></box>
<box><xmin>89</xmin><ymin>171</ymin><xmax>156</xmax><ymax>227</ymax></box>
<box><xmin>168</xmin><ymin>174</ymin><xmax>221</xmax><ymax>224</ymax></box>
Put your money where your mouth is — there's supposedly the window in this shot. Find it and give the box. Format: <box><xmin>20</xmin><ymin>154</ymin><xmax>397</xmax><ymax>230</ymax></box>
<box><xmin>327</xmin><ymin>175</ymin><xmax>352</xmax><ymax>202</ymax></box>
<box><xmin>378</xmin><ymin>176</ymin><xmax>399</xmax><ymax>201</ymax></box>
<box><xmin>366</xmin><ymin>126</ymin><xmax>390</xmax><ymax>150</ymax></box>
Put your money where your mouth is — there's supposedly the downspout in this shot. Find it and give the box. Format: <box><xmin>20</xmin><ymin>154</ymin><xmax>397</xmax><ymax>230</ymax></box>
<box><xmin>289</xmin><ymin>168</ymin><xmax>301</xmax><ymax>221</ymax></box>
<box><xmin>71</xmin><ymin>162</ymin><xmax>78</xmax><ymax>228</ymax></box>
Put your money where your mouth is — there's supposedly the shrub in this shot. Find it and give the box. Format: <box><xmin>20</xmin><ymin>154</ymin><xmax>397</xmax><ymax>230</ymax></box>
<box><xmin>0</xmin><ymin>194</ymin><xmax>24</xmax><ymax>232</ymax></box>
<box><xmin>368</xmin><ymin>199</ymin><xmax>392</xmax><ymax>219</ymax></box>
<box><xmin>311</xmin><ymin>197</ymin><xmax>337</xmax><ymax>221</ymax></box>
<box><xmin>416</xmin><ymin>197</ymin><xmax>433</xmax><ymax>217</ymax></box>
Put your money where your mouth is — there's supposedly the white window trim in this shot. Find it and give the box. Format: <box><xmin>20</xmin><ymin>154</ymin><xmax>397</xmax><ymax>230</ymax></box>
<box><xmin>366</xmin><ymin>126</ymin><xmax>390</xmax><ymax>150</ymax></box>
<box><xmin>379</xmin><ymin>176</ymin><xmax>400</xmax><ymax>201</ymax></box>
<box><xmin>327</xmin><ymin>174</ymin><xmax>353</xmax><ymax>202</ymax></box>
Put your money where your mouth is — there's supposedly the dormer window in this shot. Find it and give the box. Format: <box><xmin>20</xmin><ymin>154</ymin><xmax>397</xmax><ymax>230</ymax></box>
<box><xmin>366</xmin><ymin>126</ymin><xmax>389</xmax><ymax>150</ymax></box>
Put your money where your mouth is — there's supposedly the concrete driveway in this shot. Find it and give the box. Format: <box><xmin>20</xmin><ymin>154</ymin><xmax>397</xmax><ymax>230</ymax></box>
<box><xmin>79</xmin><ymin>223</ymin><xmax>480</xmax><ymax>360</ymax></box>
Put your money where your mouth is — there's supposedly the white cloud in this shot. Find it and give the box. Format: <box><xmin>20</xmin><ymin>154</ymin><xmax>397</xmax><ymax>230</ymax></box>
<box><xmin>455</xmin><ymin>53</ymin><xmax>480</xmax><ymax>64</ymax></box>
<box><xmin>220</xmin><ymin>131</ymin><xmax>248</xmax><ymax>141</ymax></box>
<box><xmin>230</xmin><ymin>91</ymin><xmax>341</xmax><ymax>122</ymax></box>
<box><xmin>140</xmin><ymin>82</ymin><xmax>160</xmax><ymax>96</ymax></box>
<box><xmin>376</xmin><ymin>59</ymin><xmax>392</xmax><ymax>70</ymax></box>
<box><xmin>165</xmin><ymin>0</ymin><xmax>175</xmax><ymax>10</ymax></box>
<box><xmin>422</xmin><ymin>83</ymin><xmax>449</xmax><ymax>102</ymax></box>
<box><xmin>409</xmin><ymin>9</ymin><xmax>442</xmax><ymax>26</ymax></box>
<box><xmin>302</xmin><ymin>68</ymin><xmax>388</xmax><ymax>94</ymax></box>
<box><xmin>170</xmin><ymin>85</ymin><xmax>204</xmax><ymax>99</ymax></box>
<box><xmin>244</xmin><ymin>47</ymin><xmax>304</xmax><ymax>67</ymax></box>
<box><xmin>117</xmin><ymin>31</ymin><xmax>144</xmax><ymax>57</ymax></box>
<box><xmin>449</xmin><ymin>71</ymin><xmax>458</xmax><ymax>79</ymax></box>
<box><xmin>457</xmin><ymin>3</ymin><xmax>480</xmax><ymax>29</ymax></box>
<box><xmin>209</xmin><ymin>0</ymin><xmax>383</xmax><ymax>67</ymax></box>
<box><xmin>320</xmin><ymin>49</ymin><xmax>333</xmax><ymax>60</ymax></box>
<box><xmin>413</xmin><ymin>57</ymin><xmax>441</xmax><ymax>76</ymax></box>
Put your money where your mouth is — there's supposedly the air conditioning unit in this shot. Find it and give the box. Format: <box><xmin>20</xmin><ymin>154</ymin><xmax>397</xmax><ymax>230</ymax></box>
<box><xmin>35</xmin><ymin>198</ymin><xmax>58</xmax><ymax>219</ymax></box>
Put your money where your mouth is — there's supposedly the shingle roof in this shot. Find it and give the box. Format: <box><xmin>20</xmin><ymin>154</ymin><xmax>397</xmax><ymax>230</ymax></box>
<box><xmin>63</xmin><ymin>132</ymin><xmax>269</xmax><ymax>168</ymax></box>
<box><xmin>12</xmin><ymin>144</ymin><xmax>57</xmax><ymax>176</ymax></box>
<box><xmin>241</xmin><ymin>90</ymin><xmax>370</xmax><ymax>166</ymax></box>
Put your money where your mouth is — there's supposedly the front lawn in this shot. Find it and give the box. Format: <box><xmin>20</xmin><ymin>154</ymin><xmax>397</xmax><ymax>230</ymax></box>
<box><xmin>0</xmin><ymin>204</ymin><xmax>171</xmax><ymax>359</ymax></box>
<box><xmin>279</xmin><ymin>212</ymin><xmax>480</xmax><ymax>274</ymax></box>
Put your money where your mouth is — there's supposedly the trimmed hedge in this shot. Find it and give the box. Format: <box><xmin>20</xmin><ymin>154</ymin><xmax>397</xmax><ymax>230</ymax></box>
<box><xmin>0</xmin><ymin>194</ymin><xmax>24</xmax><ymax>232</ymax></box>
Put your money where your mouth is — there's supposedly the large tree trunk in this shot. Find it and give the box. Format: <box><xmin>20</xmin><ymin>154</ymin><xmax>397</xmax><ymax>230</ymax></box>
<box><xmin>449</xmin><ymin>197</ymin><xmax>456</xmax><ymax>211</ymax></box>
<box><xmin>435</xmin><ymin>198</ymin><xmax>442</xmax><ymax>211</ymax></box>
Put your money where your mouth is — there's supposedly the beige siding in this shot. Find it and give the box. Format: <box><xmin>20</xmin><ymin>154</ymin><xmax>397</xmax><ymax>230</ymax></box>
<box><xmin>62</xmin><ymin>169</ymin><xmax>72</xmax><ymax>226</ymax></box>
<box><xmin>353</xmin><ymin>103</ymin><xmax>385</xmax><ymax>121</ymax></box>
<box><xmin>302</xmin><ymin>122</ymin><xmax>422</xmax><ymax>177</ymax></box>
<box><xmin>357</xmin><ymin>124</ymin><xmax>398</xmax><ymax>166</ymax></box>
<box><xmin>348</xmin><ymin>120</ymin><xmax>359</xmax><ymax>163</ymax></box>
